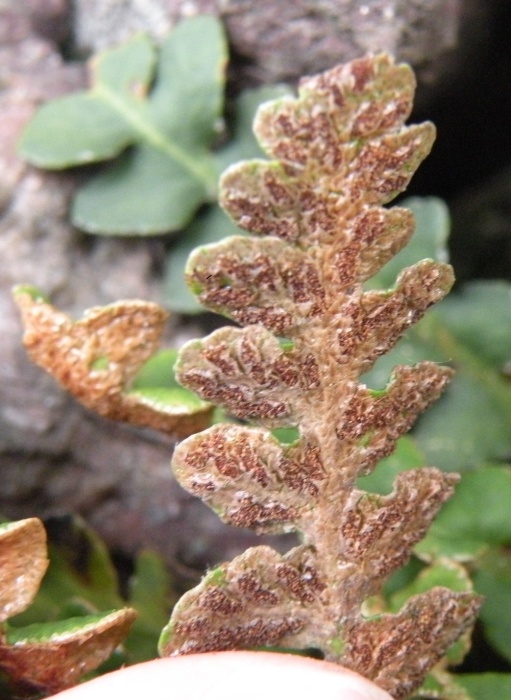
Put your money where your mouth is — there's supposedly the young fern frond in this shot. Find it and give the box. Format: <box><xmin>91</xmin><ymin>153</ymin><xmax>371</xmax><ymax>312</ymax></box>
<box><xmin>158</xmin><ymin>54</ymin><xmax>481</xmax><ymax>699</ymax></box>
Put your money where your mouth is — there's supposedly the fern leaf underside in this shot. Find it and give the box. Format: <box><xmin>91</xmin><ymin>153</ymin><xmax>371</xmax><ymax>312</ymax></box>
<box><xmin>161</xmin><ymin>54</ymin><xmax>481</xmax><ymax>699</ymax></box>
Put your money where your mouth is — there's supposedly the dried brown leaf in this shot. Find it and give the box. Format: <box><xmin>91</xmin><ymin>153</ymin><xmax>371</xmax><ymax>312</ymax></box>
<box><xmin>0</xmin><ymin>519</ymin><xmax>48</xmax><ymax>623</ymax></box>
<box><xmin>0</xmin><ymin>608</ymin><xmax>137</xmax><ymax>695</ymax></box>
<box><xmin>14</xmin><ymin>289</ymin><xmax>212</xmax><ymax>438</ymax></box>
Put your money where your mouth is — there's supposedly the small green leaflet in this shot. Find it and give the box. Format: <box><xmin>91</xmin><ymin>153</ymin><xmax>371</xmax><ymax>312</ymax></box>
<box><xmin>19</xmin><ymin>16</ymin><xmax>227</xmax><ymax>235</ymax></box>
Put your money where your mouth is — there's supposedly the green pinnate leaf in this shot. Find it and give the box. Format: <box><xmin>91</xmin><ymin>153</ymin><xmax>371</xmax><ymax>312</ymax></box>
<box><xmin>472</xmin><ymin>553</ymin><xmax>511</xmax><ymax>664</ymax></box>
<box><xmin>124</xmin><ymin>550</ymin><xmax>177</xmax><ymax>663</ymax></box>
<box><xmin>18</xmin><ymin>16</ymin><xmax>226</xmax><ymax>235</ymax></box>
<box><xmin>413</xmin><ymin>465</ymin><xmax>511</xmax><ymax>667</ymax></box>
<box><xmin>357</xmin><ymin>435</ymin><xmax>426</xmax><ymax>496</ymax></box>
<box><xmin>415</xmin><ymin>670</ymin><xmax>473</xmax><ymax>700</ymax></box>
<box><xmin>417</xmin><ymin>466</ymin><xmax>511</xmax><ymax>561</ymax></box>
<box><xmin>388</xmin><ymin>559</ymin><xmax>476</xmax><ymax>612</ymax></box>
<box><xmin>9</xmin><ymin>517</ymin><xmax>176</xmax><ymax>669</ymax></box>
<box><xmin>10</xmin><ymin>515</ymin><xmax>123</xmax><ymax>627</ymax></box>
<box><xmin>18</xmin><ymin>34</ymin><xmax>155</xmax><ymax>167</ymax></box>
<box><xmin>214</xmin><ymin>85</ymin><xmax>293</xmax><ymax>171</ymax></box>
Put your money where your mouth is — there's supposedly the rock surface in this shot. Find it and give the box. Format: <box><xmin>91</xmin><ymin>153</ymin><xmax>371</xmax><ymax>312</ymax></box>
<box><xmin>72</xmin><ymin>0</ymin><xmax>489</xmax><ymax>102</ymax></box>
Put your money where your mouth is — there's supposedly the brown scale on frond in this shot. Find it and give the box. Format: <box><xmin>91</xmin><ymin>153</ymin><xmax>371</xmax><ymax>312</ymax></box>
<box><xmin>230</xmin><ymin>306</ymin><xmax>294</xmax><ymax>335</ymax></box>
<box><xmin>343</xmin><ymin>126</ymin><xmax>434</xmax><ymax>206</ymax></box>
<box><xmin>276</xmin><ymin>563</ymin><xmax>326</xmax><ymax>603</ymax></box>
<box><xmin>279</xmin><ymin>461</ymin><xmax>318</xmax><ymax>495</ymax></box>
<box><xmin>350</xmin><ymin>207</ymin><xmax>415</xmax><ymax>274</ymax></box>
<box><xmin>282</xmin><ymin>260</ymin><xmax>325</xmax><ymax>309</ymax></box>
<box><xmin>234</xmin><ymin>434</ymin><xmax>272</xmax><ymax>486</ymax></box>
<box><xmin>300</xmin><ymin>197</ymin><xmax>345</xmax><ymax>243</ymax></box>
<box><xmin>238</xmin><ymin>335</ymin><xmax>270</xmax><ymax>385</ymax></box>
<box><xmin>181</xmin><ymin>372</ymin><xmax>289</xmax><ymax>420</ymax></box>
<box><xmin>172</xmin><ymin>618</ymin><xmax>304</xmax><ymax>656</ymax></box>
<box><xmin>188</xmin><ymin>479</ymin><xmax>215</xmax><ymax>496</ymax></box>
<box><xmin>177</xmin><ymin>327</ymin><xmax>324</xmax><ymax>425</ymax></box>
<box><xmin>351</xmin><ymin>98</ymin><xmax>409</xmax><ymax>139</ymax></box>
<box><xmin>176</xmin><ymin>427</ymin><xmax>272</xmax><ymax>487</ymax></box>
<box><xmin>173</xmin><ymin>425</ymin><xmax>324</xmax><ymax>533</ymax></box>
<box><xmin>220</xmin><ymin>164</ymin><xmax>301</xmax><ymax>242</ymax></box>
<box><xmin>333</xmin><ymin>243</ymin><xmax>361</xmax><ymax>288</ymax></box>
<box><xmin>198</xmin><ymin>587</ymin><xmax>243</xmax><ymax>616</ymax></box>
<box><xmin>263</xmin><ymin>168</ymin><xmax>297</xmax><ymax>208</ymax></box>
<box><xmin>278</xmin><ymin>440</ymin><xmax>326</xmax><ymax>495</ymax></box>
<box><xmin>236</xmin><ymin>573</ymin><xmax>280</xmax><ymax>605</ymax></box>
<box><xmin>270</xmin><ymin>355</ymin><xmax>300</xmax><ymax>388</ymax></box>
<box><xmin>298</xmin><ymin>353</ymin><xmax>320</xmax><ymax>388</ymax></box>
<box><xmin>202</xmin><ymin>343</ymin><xmax>240</xmax><ymax>377</ymax></box>
<box><xmin>349</xmin><ymin>56</ymin><xmax>375</xmax><ymax>93</ymax></box>
<box><xmin>190</xmin><ymin>236</ymin><xmax>327</xmax><ymax>329</ymax></box>
<box><xmin>218</xmin><ymin>252</ymin><xmax>277</xmax><ymax>290</ymax></box>
<box><xmin>228</xmin><ymin>496</ymin><xmax>297</xmax><ymax>531</ymax></box>
<box><xmin>199</xmin><ymin>283</ymin><xmax>255</xmax><ymax>312</ymax></box>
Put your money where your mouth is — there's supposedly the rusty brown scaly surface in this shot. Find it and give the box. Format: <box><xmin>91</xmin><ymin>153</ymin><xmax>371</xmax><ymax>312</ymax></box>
<box><xmin>161</xmin><ymin>54</ymin><xmax>482</xmax><ymax>698</ymax></box>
